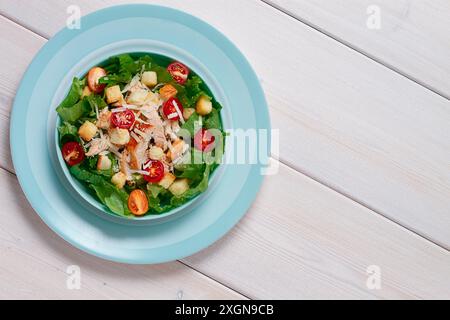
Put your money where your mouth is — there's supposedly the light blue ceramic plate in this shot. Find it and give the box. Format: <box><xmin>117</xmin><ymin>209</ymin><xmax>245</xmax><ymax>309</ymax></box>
<box><xmin>10</xmin><ymin>4</ymin><xmax>270</xmax><ymax>264</ymax></box>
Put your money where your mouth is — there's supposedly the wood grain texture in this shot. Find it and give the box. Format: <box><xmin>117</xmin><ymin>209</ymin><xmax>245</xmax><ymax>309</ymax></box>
<box><xmin>0</xmin><ymin>0</ymin><xmax>449</xmax><ymax>299</ymax></box>
<box><xmin>2</xmin><ymin>161</ymin><xmax>450</xmax><ymax>299</ymax></box>
<box><xmin>185</xmin><ymin>162</ymin><xmax>450</xmax><ymax>299</ymax></box>
<box><xmin>0</xmin><ymin>167</ymin><xmax>244</xmax><ymax>300</ymax></box>
<box><xmin>1</xmin><ymin>0</ymin><xmax>449</xmax><ymax>247</ymax></box>
<box><xmin>265</xmin><ymin>0</ymin><xmax>450</xmax><ymax>99</ymax></box>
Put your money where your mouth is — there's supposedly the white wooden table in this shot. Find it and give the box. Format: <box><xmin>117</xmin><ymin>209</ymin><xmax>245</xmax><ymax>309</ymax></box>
<box><xmin>0</xmin><ymin>0</ymin><xmax>449</xmax><ymax>299</ymax></box>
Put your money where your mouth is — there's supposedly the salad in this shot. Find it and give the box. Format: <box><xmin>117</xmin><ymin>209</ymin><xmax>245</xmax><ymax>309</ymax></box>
<box><xmin>56</xmin><ymin>53</ymin><xmax>224</xmax><ymax>217</ymax></box>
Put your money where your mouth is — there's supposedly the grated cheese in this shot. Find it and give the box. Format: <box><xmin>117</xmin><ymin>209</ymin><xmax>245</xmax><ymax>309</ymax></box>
<box><xmin>130</xmin><ymin>131</ymin><xmax>141</xmax><ymax>142</ymax></box>
<box><xmin>143</xmin><ymin>161</ymin><xmax>152</xmax><ymax>170</ymax></box>
<box><xmin>129</xmin><ymin>169</ymin><xmax>150</xmax><ymax>176</ymax></box>
<box><xmin>167</xmin><ymin>112</ymin><xmax>178</xmax><ymax>120</ymax></box>
<box><xmin>112</xmin><ymin>106</ymin><xmax>128</xmax><ymax>113</ymax></box>
<box><xmin>172</xmin><ymin>99</ymin><xmax>185</xmax><ymax>124</ymax></box>
<box><xmin>134</xmin><ymin>128</ymin><xmax>147</xmax><ymax>138</ymax></box>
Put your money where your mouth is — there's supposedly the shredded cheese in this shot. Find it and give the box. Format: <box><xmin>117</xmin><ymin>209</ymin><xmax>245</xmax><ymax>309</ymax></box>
<box><xmin>121</xmin><ymin>74</ymin><xmax>141</xmax><ymax>93</ymax></box>
<box><xmin>167</xmin><ymin>112</ymin><xmax>178</xmax><ymax>120</ymax></box>
<box><xmin>143</xmin><ymin>161</ymin><xmax>152</xmax><ymax>170</ymax></box>
<box><xmin>172</xmin><ymin>100</ymin><xmax>185</xmax><ymax>124</ymax></box>
<box><xmin>135</xmin><ymin>117</ymin><xmax>150</xmax><ymax>124</ymax></box>
<box><xmin>129</xmin><ymin>169</ymin><xmax>150</xmax><ymax>176</ymax></box>
<box><xmin>130</xmin><ymin>131</ymin><xmax>141</xmax><ymax>142</ymax></box>
<box><xmin>112</xmin><ymin>106</ymin><xmax>128</xmax><ymax>113</ymax></box>
<box><xmin>134</xmin><ymin>128</ymin><xmax>147</xmax><ymax>138</ymax></box>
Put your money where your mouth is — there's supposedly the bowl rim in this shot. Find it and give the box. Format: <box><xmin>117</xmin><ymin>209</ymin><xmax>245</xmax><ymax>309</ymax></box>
<box><xmin>54</xmin><ymin>51</ymin><xmax>227</xmax><ymax>223</ymax></box>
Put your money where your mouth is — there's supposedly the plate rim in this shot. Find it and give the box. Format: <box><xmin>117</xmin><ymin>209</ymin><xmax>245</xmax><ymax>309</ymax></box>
<box><xmin>10</xmin><ymin>4</ymin><xmax>271</xmax><ymax>264</ymax></box>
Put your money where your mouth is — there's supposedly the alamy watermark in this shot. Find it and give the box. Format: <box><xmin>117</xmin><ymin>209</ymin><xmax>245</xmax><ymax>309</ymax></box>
<box><xmin>66</xmin><ymin>265</ymin><xmax>81</xmax><ymax>290</ymax></box>
<box><xmin>366</xmin><ymin>5</ymin><xmax>382</xmax><ymax>30</ymax></box>
<box><xmin>66</xmin><ymin>5</ymin><xmax>81</xmax><ymax>30</ymax></box>
<box><xmin>366</xmin><ymin>265</ymin><xmax>382</xmax><ymax>290</ymax></box>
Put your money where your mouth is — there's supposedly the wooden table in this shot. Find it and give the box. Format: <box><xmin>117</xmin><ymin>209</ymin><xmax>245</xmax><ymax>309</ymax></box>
<box><xmin>0</xmin><ymin>0</ymin><xmax>449</xmax><ymax>299</ymax></box>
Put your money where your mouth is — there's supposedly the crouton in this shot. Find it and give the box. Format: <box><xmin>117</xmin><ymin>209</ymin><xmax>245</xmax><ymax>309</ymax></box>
<box><xmin>141</xmin><ymin>71</ymin><xmax>158</xmax><ymax>87</ymax></box>
<box><xmin>78</xmin><ymin>121</ymin><xmax>97</xmax><ymax>141</ymax></box>
<box><xmin>148</xmin><ymin>146</ymin><xmax>164</xmax><ymax>160</ymax></box>
<box><xmin>159</xmin><ymin>84</ymin><xmax>177</xmax><ymax>100</ymax></box>
<box><xmin>111</xmin><ymin>172</ymin><xmax>127</xmax><ymax>189</ymax></box>
<box><xmin>110</xmin><ymin>128</ymin><xmax>130</xmax><ymax>145</ymax></box>
<box><xmin>126</xmin><ymin>88</ymin><xmax>148</xmax><ymax>106</ymax></box>
<box><xmin>169</xmin><ymin>178</ymin><xmax>189</xmax><ymax>196</ymax></box>
<box><xmin>158</xmin><ymin>172</ymin><xmax>176</xmax><ymax>189</ymax></box>
<box><xmin>105</xmin><ymin>85</ymin><xmax>123</xmax><ymax>104</ymax></box>
<box><xmin>196</xmin><ymin>96</ymin><xmax>212</xmax><ymax>116</ymax></box>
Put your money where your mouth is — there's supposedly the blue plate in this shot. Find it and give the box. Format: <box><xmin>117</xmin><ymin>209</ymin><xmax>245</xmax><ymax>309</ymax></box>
<box><xmin>10</xmin><ymin>4</ymin><xmax>270</xmax><ymax>264</ymax></box>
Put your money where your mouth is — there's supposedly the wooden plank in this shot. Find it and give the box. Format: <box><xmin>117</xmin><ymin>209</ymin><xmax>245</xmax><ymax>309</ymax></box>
<box><xmin>0</xmin><ymin>17</ymin><xmax>44</xmax><ymax>173</ymax></box>
<box><xmin>265</xmin><ymin>0</ymin><xmax>450</xmax><ymax>99</ymax></box>
<box><xmin>1</xmin><ymin>0</ymin><xmax>450</xmax><ymax>247</ymax></box>
<box><xmin>0</xmin><ymin>0</ymin><xmax>449</xmax><ymax>299</ymax></box>
<box><xmin>1</xmin><ymin>161</ymin><xmax>449</xmax><ymax>299</ymax></box>
<box><xmin>185</xmin><ymin>162</ymin><xmax>450</xmax><ymax>299</ymax></box>
<box><xmin>0</xmin><ymin>167</ymin><xmax>245</xmax><ymax>299</ymax></box>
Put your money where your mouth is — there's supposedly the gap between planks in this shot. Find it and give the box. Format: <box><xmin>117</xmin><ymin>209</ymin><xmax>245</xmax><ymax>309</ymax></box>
<box><xmin>0</xmin><ymin>9</ymin><xmax>448</xmax><ymax>254</ymax></box>
<box><xmin>0</xmin><ymin>165</ymin><xmax>250</xmax><ymax>299</ymax></box>
<box><xmin>260</xmin><ymin>0</ymin><xmax>450</xmax><ymax>102</ymax></box>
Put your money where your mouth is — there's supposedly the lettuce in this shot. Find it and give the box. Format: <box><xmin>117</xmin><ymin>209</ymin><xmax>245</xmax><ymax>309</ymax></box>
<box><xmin>57</xmin><ymin>77</ymin><xmax>84</xmax><ymax>109</ymax></box>
<box><xmin>58</xmin><ymin>121</ymin><xmax>78</xmax><ymax>144</ymax></box>
<box><xmin>147</xmin><ymin>184</ymin><xmax>164</xmax><ymax>198</ymax></box>
<box><xmin>176</xmin><ymin>163</ymin><xmax>206</xmax><ymax>180</ymax></box>
<box><xmin>204</xmin><ymin>109</ymin><xmax>221</xmax><ymax>129</ymax></box>
<box><xmin>150</xmin><ymin>65</ymin><xmax>174</xmax><ymax>84</ymax></box>
<box><xmin>84</xmin><ymin>94</ymin><xmax>107</xmax><ymax>117</ymax></box>
<box><xmin>56</xmin><ymin>78</ymin><xmax>85</xmax><ymax>122</ymax></box>
<box><xmin>171</xmin><ymin>165</ymin><xmax>211</xmax><ymax>206</ymax></box>
<box><xmin>181</xmin><ymin>112</ymin><xmax>200</xmax><ymax>136</ymax></box>
<box><xmin>100</xmin><ymin>54</ymin><xmax>153</xmax><ymax>86</ymax></box>
<box><xmin>69</xmin><ymin>166</ymin><xmax>131</xmax><ymax>217</ymax></box>
<box><xmin>57</xmin><ymin>99</ymin><xmax>85</xmax><ymax>123</ymax></box>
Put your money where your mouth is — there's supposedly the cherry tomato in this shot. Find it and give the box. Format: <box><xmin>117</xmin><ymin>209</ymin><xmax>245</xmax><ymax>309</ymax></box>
<box><xmin>87</xmin><ymin>67</ymin><xmax>107</xmax><ymax>93</ymax></box>
<box><xmin>128</xmin><ymin>189</ymin><xmax>149</xmax><ymax>216</ymax></box>
<box><xmin>167</xmin><ymin>62</ymin><xmax>189</xmax><ymax>84</ymax></box>
<box><xmin>163</xmin><ymin>98</ymin><xmax>184</xmax><ymax>121</ymax></box>
<box><xmin>62</xmin><ymin>141</ymin><xmax>85</xmax><ymax>166</ymax></box>
<box><xmin>111</xmin><ymin>109</ymin><xmax>135</xmax><ymax>129</ymax></box>
<box><xmin>143</xmin><ymin>160</ymin><xmax>165</xmax><ymax>183</ymax></box>
<box><xmin>194</xmin><ymin>129</ymin><xmax>216</xmax><ymax>152</ymax></box>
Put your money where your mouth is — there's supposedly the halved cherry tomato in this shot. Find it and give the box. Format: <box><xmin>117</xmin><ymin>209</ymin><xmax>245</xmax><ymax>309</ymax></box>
<box><xmin>62</xmin><ymin>141</ymin><xmax>85</xmax><ymax>166</ymax></box>
<box><xmin>167</xmin><ymin>61</ymin><xmax>189</xmax><ymax>84</ymax></box>
<box><xmin>87</xmin><ymin>67</ymin><xmax>107</xmax><ymax>93</ymax></box>
<box><xmin>163</xmin><ymin>97</ymin><xmax>184</xmax><ymax>121</ymax></box>
<box><xmin>194</xmin><ymin>129</ymin><xmax>216</xmax><ymax>152</ymax></box>
<box><xmin>128</xmin><ymin>189</ymin><xmax>149</xmax><ymax>216</ymax></box>
<box><xmin>111</xmin><ymin>109</ymin><xmax>135</xmax><ymax>129</ymax></box>
<box><xmin>143</xmin><ymin>160</ymin><xmax>165</xmax><ymax>183</ymax></box>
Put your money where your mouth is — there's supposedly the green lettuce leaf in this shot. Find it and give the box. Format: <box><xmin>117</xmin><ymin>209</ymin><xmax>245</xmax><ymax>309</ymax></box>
<box><xmin>171</xmin><ymin>165</ymin><xmax>211</xmax><ymax>206</ymax></box>
<box><xmin>181</xmin><ymin>112</ymin><xmax>201</xmax><ymax>136</ymax></box>
<box><xmin>56</xmin><ymin>78</ymin><xmax>85</xmax><ymax>122</ymax></box>
<box><xmin>204</xmin><ymin>108</ymin><xmax>221</xmax><ymax>129</ymax></box>
<box><xmin>100</xmin><ymin>54</ymin><xmax>154</xmax><ymax>86</ymax></box>
<box><xmin>57</xmin><ymin>77</ymin><xmax>84</xmax><ymax>109</ymax></box>
<box><xmin>147</xmin><ymin>184</ymin><xmax>164</xmax><ymax>198</ymax></box>
<box><xmin>58</xmin><ymin>121</ymin><xmax>78</xmax><ymax>144</ymax></box>
<box><xmin>57</xmin><ymin>100</ymin><xmax>85</xmax><ymax>123</ymax></box>
<box><xmin>69</xmin><ymin>166</ymin><xmax>131</xmax><ymax>217</ymax></box>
